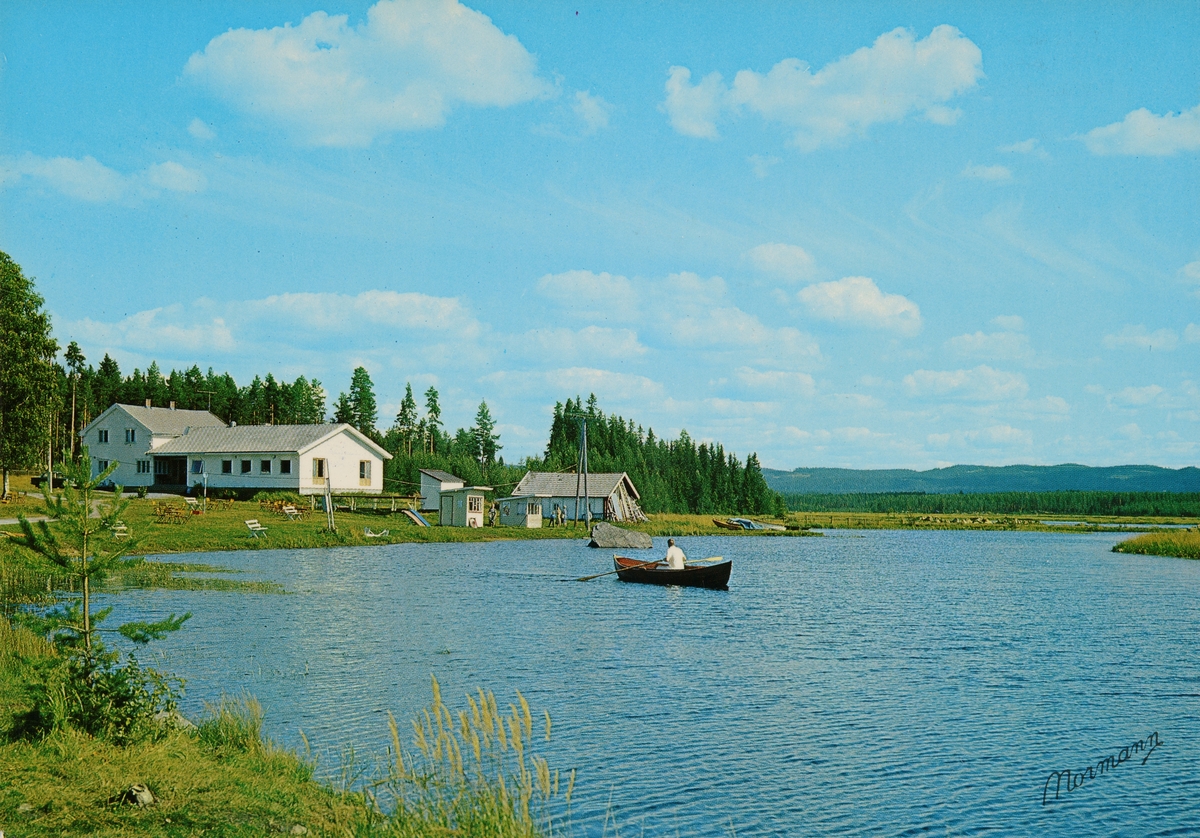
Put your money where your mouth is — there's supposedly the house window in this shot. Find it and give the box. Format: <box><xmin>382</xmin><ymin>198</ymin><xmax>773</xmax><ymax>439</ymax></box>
<box><xmin>97</xmin><ymin>459</ymin><xmax>109</xmax><ymax>472</ymax></box>
<box><xmin>527</xmin><ymin>502</ymin><xmax>540</xmax><ymax>517</ymax></box>
<box><xmin>125</xmin><ymin>429</ymin><xmax>136</xmax><ymax>444</ymax></box>
<box><xmin>192</xmin><ymin>459</ymin><xmax>204</xmax><ymax>474</ymax></box>
<box><xmin>241</xmin><ymin>460</ymin><xmax>252</xmax><ymax>474</ymax></box>
<box><xmin>359</xmin><ymin>460</ymin><xmax>371</xmax><ymax>485</ymax></box>
<box><xmin>98</xmin><ymin>430</ymin><xmax>109</xmax><ymax>443</ymax></box>
<box><xmin>280</xmin><ymin>459</ymin><xmax>292</xmax><ymax>475</ymax></box>
<box><xmin>261</xmin><ymin>460</ymin><xmax>271</xmax><ymax>474</ymax></box>
<box><xmin>313</xmin><ymin>459</ymin><xmax>326</xmax><ymax>481</ymax></box>
<box><xmin>155</xmin><ymin>460</ymin><xmax>169</xmax><ymax>475</ymax></box>
<box><xmin>136</xmin><ymin>460</ymin><xmax>151</xmax><ymax>474</ymax></box>
<box><xmin>221</xmin><ymin>460</ymin><xmax>232</xmax><ymax>474</ymax></box>
<box><xmin>468</xmin><ymin>495</ymin><xmax>483</xmax><ymax>513</ymax></box>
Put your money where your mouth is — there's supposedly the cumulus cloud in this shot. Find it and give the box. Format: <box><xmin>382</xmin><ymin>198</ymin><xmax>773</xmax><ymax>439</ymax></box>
<box><xmin>481</xmin><ymin>367</ymin><xmax>664</xmax><ymax>402</ymax></box>
<box><xmin>1102</xmin><ymin>325</ymin><xmax>1178</xmax><ymax>351</ymax></box>
<box><xmin>536</xmin><ymin>270</ymin><xmax>638</xmax><ymax>315</ymax></box>
<box><xmin>991</xmin><ymin>314</ymin><xmax>1024</xmax><ymax>331</ymax></box>
<box><xmin>798</xmin><ymin>276</ymin><xmax>921</xmax><ymax>335</ymax></box>
<box><xmin>904</xmin><ymin>365</ymin><xmax>1028</xmax><ymax>401</ymax></box>
<box><xmin>185</xmin><ymin>0</ymin><xmax>551</xmax><ymax>147</ymax></box>
<box><xmin>663</xmin><ymin>25</ymin><xmax>983</xmax><ymax>150</ymax></box>
<box><xmin>961</xmin><ymin>162</ymin><xmax>1011</xmax><ymax>182</ymax></box>
<box><xmin>246</xmin><ymin>290</ymin><xmax>481</xmax><ymax>337</ymax></box>
<box><xmin>734</xmin><ymin>366</ymin><xmax>816</xmax><ymax>394</ymax></box>
<box><xmin>747</xmin><ymin>154</ymin><xmax>780</xmax><ymax>178</ymax></box>
<box><xmin>1182</xmin><ymin>261</ymin><xmax>1200</xmax><ymax>284</ymax></box>
<box><xmin>944</xmin><ymin>330</ymin><xmax>1032</xmax><ymax>361</ymax></box>
<box><xmin>1109</xmin><ymin>385</ymin><xmax>1164</xmax><ymax>407</ymax></box>
<box><xmin>521</xmin><ymin>326</ymin><xmax>645</xmax><ymax>359</ymax></box>
<box><xmin>0</xmin><ymin>153</ymin><xmax>206</xmax><ymax>202</ymax></box>
<box><xmin>1186</xmin><ymin>324</ymin><xmax>1200</xmax><ymax>343</ymax></box>
<box><xmin>188</xmin><ymin>118</ymin><xmax>216</xmax><ymax>140</ymax></box>
<box><xmin>573</xmin><ymin>90</ymin><xmax>612</xmax><ymax>134</ymax></box>
<box><xmin>746</xmin><ymin>242</ymin><xmax>815</xmax><ymax>280</ymax></box>
<box><xmin>66</xmin><ymin>307</ymin><xmax>236</xmax><ymax>354</ymax></box>
<box><xmin>1083</xmin><ymin>101</ymin><xmax>1200</xmax><ymax>156</ymax></box>
<box><xmin>927</xmin><ymin>424</ymin><xmax>1032</xmax><ymax>448</ymax></box>
<box><xmin>998</xmin><ymin>138</ymin><xmax>1048</xmax><ymax>159</ymax></box>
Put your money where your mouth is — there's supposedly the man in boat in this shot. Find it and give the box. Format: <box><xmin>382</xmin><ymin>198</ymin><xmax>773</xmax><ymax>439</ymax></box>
<box><xmin>665</xmin><ymin>538</ymin><xmax>686</xmax><ymax>570</ymax></box>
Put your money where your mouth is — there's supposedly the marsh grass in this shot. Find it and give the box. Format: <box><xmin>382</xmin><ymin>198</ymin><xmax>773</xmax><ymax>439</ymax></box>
<box><xmin>1113</xmin><ymin>529</ymin><xmax>1200</xmax><ymax>559</ymax></box>
<box><xmin>370</xmin><ymin>676</ymin><xmax>573</xmax><ymax>837</ymax></box>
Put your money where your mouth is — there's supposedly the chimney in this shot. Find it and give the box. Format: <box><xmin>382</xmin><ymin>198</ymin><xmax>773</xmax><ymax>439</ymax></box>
<box><xmin>230</xmin><ymin>420</ymin><xmax>237</xmax><ymax>427</ymax></box>
<box><xmin>145</xmin><ymin>398</ymin><xmax>151</xmax><ymax>408</ymax></box>
<box><xmin>170</xmin><ymin>401</ymin><xmax>176</xmax><ymax>410</ymax></box>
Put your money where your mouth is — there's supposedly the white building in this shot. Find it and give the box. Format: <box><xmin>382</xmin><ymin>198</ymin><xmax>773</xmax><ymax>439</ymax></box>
<box><xmin>80</xmin><ymin>403</ymin><xmax>390</xmax><ymax>494</ymax></box>
<box><xmin>498</xmin><ymin>495</ymin><xmax>545</xmax><ymax>528</ymax></box>
<box><xmin>419</xmin><ymin>468</ymin><xmax>464</xmax><ymax>512</ymax></box>
<box><xmin>511</xmin><ymin>472</ymin><xmax>646</xmax><ymax>522</ymax></box>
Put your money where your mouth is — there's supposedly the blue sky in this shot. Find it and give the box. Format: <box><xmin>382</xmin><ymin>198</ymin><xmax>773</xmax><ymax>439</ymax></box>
<box><xmin>3</xmin><ymin>1</ymin><xmax>1199</xmax><ymax>469</ymax></box>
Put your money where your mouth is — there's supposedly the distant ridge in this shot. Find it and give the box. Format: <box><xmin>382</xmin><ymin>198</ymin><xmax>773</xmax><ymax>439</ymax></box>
<box><xmin>763</xmin><ymin>464</ymin><xmax>1200</xmax><ymax>495</ymax></box>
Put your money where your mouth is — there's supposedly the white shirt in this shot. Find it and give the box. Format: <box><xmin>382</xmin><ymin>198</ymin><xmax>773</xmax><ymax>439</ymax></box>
<box><xmin>665</xmin><ymin>545</ymin><xmax>686</xmax><ymax>570</ymax></box>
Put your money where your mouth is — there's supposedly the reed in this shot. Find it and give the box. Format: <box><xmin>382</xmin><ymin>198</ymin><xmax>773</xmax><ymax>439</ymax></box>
<box><xmin>1113</xmin><ymin>529</ymin><xmax>1200</xmax><ymax>560</ymax></box>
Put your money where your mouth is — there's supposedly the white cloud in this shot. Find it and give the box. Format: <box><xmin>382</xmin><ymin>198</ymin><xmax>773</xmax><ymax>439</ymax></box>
<box><xmin>247</xmin><ymin>290</ymin><xmax>481</xmax><ymax>337</ymax></box>
<box><xmin>1083</xmin><ymin>102</ymin><xmax>1200</xmax><ymax>156</ymax></box>
<box><xmin>1110</xmin><ymin>385</ymin><xmax>1164</xmax><ymax>407</ymax></box>
<box><xmin>536</xmin><ymin>270</ymin><xmax>638</xmax><ymax>315</ymax></box>
<box><xmin>990</xmin><ymin>314</ymin><xmax>1024</xmax><ymax>331</ymax></box>
<box><xmin>66</xmin><ymin>307</ymin><xmax>236</xmax><ymax>354</ymax></box>
<box><xmin>1186</xmin><ymin>324</ymin><xmax>1200</xmax><ymax>343</ymax></box>
<box><xmin>0</xmin><ymin>153</ymin><xmax>207</xmax><ymax>202</ymax></box>
<box><xmin>1182</xmin><ymin>261</ymin><xmax>1200</xmax><ymax>282</ymax></box>
<box><xmin>798</xmin><ymin>276</ymin><xmax>922</xmax><ymax>335</ymax></box>
<box><xmin>664</xmin><ymin>25</ymin><xmax>983</xmax><ymax>150</ymax></box>
<box><xmin>481</xmin><ymin>367</ymin><xmax>664</xmax><ymax>402</ymax></box>
<box><xmin>573</xmin><ymin>90</ymin><xmax>612</xmax><ymax>134</ymax></box>
<box><xmin>188</xmin><ymin>118</ymin><xmax>216</xmax><ymax>140</ymax></box>
<box><xmin>1102</xmin><ymin>325</ymin><xmax>1178</xmax><ymax>351</ymax></box>
<box><xmin>746</xmin><ymin>242</ymin><xmax>815</xmax><ymax>281</ymax></box>
<box><xmin>185</xmin><ymin>0</ymin><xmax>550</xmax><ymax>147</ymax></box>
<box><xmin>903</xmin><ymin>365</ymin><xmax>1028</xmax><ymax>401</ymax></box>
<box><xmin>961</xmin><ymin>163</ymin><xmax>1011</xmax><ymax>182</ymax></box>
<box><xmin>747</xmin><ymin>154</ymin><xmax>780</xmax><ymax>178</ymax></box>
<box><xmin>944</xmin><ymin>330</ymin><xmax>1032</xmax><ymax>361</ymax></box>
<box><xmin>927</xmin><ymin>424</ymin><xmax>1032</xmax><ymax>448</ymax></box>
<box><xmin>146</xmin><ymin>161</ymin><xmax>208</xmax><ymax>193</ymax></box>
<box><xmin>998</xmin><ymin>138</ymin><xmax>1048</xmax><ymax>159</ymax></box>
<box><xmin>521</xmin><ymin>326</ymin><xmax>645</xmax><ymax>359</ymax></box>
<box><xmin>735</xmin><ymin>366</ymin><xmax>816</xmax><ymax>394</ymax></box>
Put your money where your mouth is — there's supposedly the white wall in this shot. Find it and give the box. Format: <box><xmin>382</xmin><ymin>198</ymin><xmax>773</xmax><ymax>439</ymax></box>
<box><xmin>298</xmin><ymin>429</ymin><xmax>386</xmax><ymax>495</ymax></box>
<box><xmin>191</xmin><ymin>453</ymin><xmax>301</xmax><ymax>492</ymax></box>
<box><xmin>82</xmin><ymin>408</ymin><xmax>153</xmax><ymax>488</ymax></box>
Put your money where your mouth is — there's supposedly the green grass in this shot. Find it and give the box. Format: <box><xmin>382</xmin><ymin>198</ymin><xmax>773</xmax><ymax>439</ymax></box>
<box><xmin>1113</xmin><ymin>529</ymin><xmax>1200</xmax><ymax>559</ymax></box>
<box><xmin>1</xmin><ymin>624</ymin><xmax>572</xmax><ymax>838</ymax></box>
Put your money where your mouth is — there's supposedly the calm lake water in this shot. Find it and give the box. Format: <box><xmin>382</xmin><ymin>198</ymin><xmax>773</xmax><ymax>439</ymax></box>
<box><xmin>103</xmin><ymin>531</ymin><xmax>1200</xmax><ymax>836</ymax></box>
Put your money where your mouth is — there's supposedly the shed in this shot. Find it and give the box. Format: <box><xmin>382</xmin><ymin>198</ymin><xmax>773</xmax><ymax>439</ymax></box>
<box><xmin>511</xmin><ymin>472</ymin><xmax>647</xmax><ymax>522</ymax></box>
<box><xmin>498</xmin><ymin>495</ymin><xmax>545</xmax><ymax>528</ymax></box>
<box><xmin>439</xmin><ymin>486</ymin><xmax>492</xmax><ymax>528</ymax></box>
<box><xmin>419</xmin><ymin>468</ymin><xmax>464</xmax><ymax>512</ymax></box>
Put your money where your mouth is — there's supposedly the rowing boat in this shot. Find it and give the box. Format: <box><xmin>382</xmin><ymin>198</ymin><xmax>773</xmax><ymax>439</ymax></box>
<box><xmin>712</xmin><ymin>518</ymin><xmax>742</xmax><ymax>530</ymax></box>
<box><xmin>613</xmin><ymin>555</ymin><xmax>731</xmax><ymax>589</ymax></box>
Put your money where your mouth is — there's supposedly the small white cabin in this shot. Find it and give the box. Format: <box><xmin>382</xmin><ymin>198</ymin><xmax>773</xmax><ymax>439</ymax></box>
<box><xmin>498</xmin><ymin>495</ymin><xmax>545</xmax><ymax>528</ymax></box>
<box><xmin>419</xmin><ymin>468</ymin><xmax>464</xmax><ymax>512</ymax></box>
<box><xmin>439</xmin><ymin>486</ymin><xmax>491</xmax><ymax>528</ymax></box>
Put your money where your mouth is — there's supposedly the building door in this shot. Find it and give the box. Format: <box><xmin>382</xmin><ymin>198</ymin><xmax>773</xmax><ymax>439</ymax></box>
<box><xmin>313</xmin><ymin>458</ymin><xmax>326</xmax><ymax>486</ymax></box>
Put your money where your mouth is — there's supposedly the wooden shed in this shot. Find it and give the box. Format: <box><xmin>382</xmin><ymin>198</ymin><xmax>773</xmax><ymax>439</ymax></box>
<box><xmin>511</xmin><ymin>472</ymin><xmax>647</xmax><ymax>522</ymax></box>
<box><xmin>498</xmin><ymin>495</ymin><xmax>545</xmax><ymax>528</ymax></box>
<box><xmin>419</xmin><ymin>468</ymin><xmax>464</xmax><ymax>512</ymax></box>
<box><xmin>438</xmin><ymin>486</ymin><xmax>491</xmax><ymax>528</ymax></box>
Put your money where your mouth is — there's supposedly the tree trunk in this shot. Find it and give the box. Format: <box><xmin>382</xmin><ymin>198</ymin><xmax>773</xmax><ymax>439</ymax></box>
<box><xmin>2</xmin><ymin>467</ymin><xmax>8</xmax><ymax>497</ymax></box>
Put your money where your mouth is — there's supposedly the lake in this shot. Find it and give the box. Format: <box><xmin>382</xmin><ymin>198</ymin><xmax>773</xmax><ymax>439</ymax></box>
<box><xmin>103</xmin><ymin>531</ymin><xmax>1200</xmax><ymax>835</ymax></box>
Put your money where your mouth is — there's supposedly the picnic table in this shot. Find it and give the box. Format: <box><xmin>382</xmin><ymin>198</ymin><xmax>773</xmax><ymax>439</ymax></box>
<box><xmin>153</xmin><ymin>504</ymin><xmax>189</xmax><ymax>524</ymax></box>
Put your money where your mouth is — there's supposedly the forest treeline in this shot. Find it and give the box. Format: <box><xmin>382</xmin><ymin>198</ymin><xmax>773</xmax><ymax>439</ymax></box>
<box><xmin>783</xmin><ymin>491</ymin><xmax>1200</xmax><ymax>517</ymax></box>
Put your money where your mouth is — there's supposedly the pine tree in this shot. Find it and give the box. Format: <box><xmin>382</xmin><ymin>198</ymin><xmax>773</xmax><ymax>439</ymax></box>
<box><xmin>395</xmin><ymin>383</ymin><xmax>419</xmax><ymax>455</ymax></box>
<box><xmin>347</xmin><ymin>366</ymin><xmax>378</xmax><ymax>438</ymax></box>
<box><xmin>0</xmin><ymin>251</ymin><xmax>60</xmax><ymax>496</ymax></box>
<box><xmin>472</xmin><ymin>400</ymin><xmax>501</xmax><ymax>469</ymax></box>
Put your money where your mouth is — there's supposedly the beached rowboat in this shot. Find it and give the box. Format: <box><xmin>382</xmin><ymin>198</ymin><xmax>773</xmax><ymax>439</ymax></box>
<box><xmin>613</xmin><ymin>555</ymin><xmax>732</xmax><ymax>589</ymax></box>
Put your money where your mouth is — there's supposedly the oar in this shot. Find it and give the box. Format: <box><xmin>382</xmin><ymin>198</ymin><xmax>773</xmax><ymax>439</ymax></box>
<box><xmin>575</xmin><ymin>558</ymin><xmax>661</xmax><ymax>582</ymax></box>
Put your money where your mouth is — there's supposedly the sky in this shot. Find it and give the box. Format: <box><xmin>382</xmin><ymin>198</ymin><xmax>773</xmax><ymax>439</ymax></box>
<box><xmin>2</xmin><ymin>1</ymin><xmax>1199</xmax><ymax>470</ymax></box>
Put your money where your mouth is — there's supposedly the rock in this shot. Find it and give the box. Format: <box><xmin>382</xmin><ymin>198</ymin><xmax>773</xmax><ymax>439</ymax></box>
<box><xmin>588</xmin><ymin>522</ymin><xmax>652</xmax><ymax>550</ymax></box>
<box><xmin>155</xmin><ymin>709</ymin><xmax>197</xmax><ymax>731</ymax></box>
<box><xmin>290</xmin><ymin>826</ymin><xmax>309</xmax><ymax>835</ymax></box>
<box><xmin>113</xmin><ymin>784</ymin><xmax>157</xmax><ymax>807</ymax></box>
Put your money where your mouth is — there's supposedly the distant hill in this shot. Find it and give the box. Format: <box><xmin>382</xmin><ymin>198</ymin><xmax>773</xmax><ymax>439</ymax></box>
<box><xmin>763</xmin><ymin>464</ymin><xmax>1200</xmax><ymax>495</ymax></box>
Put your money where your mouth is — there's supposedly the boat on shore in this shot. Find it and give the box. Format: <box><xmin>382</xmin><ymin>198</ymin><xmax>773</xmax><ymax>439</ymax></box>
<box><xmin>712</xmin><ymin>518</ymin><xmax>742</xmax><ymax>530</ymax></box>
<box><xmin>613</xmin><ymin>554</ymin><xmax>731</xmax><ymax>589</ymax></box>
<box><xmin>713</xmin><ymin>517</ymin><xmax>786</xmax><ymax>532</ymax></box>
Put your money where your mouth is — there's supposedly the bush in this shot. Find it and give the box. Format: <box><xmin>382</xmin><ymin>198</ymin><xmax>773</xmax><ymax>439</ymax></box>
<box><xmin>136</xmin><ymin>485</ymin><xmax>149</xmax><ymax>499</ymax></box>
<box><xmin>252</xmin><ymin>491</ymin><xmax>305</xmax><ymax>505</ymax></box>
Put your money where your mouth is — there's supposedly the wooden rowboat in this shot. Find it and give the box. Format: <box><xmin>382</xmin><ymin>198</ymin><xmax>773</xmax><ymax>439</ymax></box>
<box><xmin>712</xmin><ymin>518</ymin><xmax>742</xmax><ymax>530</ymax></box>
<box><xmin>613</xmin><ymin>555</ymin><xmax>731</xmax><ymax>589</ymax></box>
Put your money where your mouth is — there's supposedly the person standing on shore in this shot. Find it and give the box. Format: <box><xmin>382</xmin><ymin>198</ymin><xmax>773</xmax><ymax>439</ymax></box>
<box><xmin>665</xmin><ymin>538</ymin><xmax>686</xmax><ymax>570</ymax></box>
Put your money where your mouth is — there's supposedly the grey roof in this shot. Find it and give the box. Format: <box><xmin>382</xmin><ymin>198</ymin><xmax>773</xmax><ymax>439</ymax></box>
<box><xmin>152</xmin><ymin>423</ymin><xmax>390</xmax><ymax>458</ymax></box>
<box><xmin>419</xmin><ymin>469</ymin><xmax>464</xmax><ymax>484</ymax></box>
<box><xmin>114</xmin><ymin>404</ymin><xmax>225</xmax><ymax>435</ymax></box>
<box><xmin>513</xmin><ymin>472</ymin><xmax>639</xmax><ymax>500</ymax></box>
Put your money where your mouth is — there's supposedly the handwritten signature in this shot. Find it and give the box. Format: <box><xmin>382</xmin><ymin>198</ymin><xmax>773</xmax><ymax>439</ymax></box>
<box><xmin>1042</xmin><ymin>730</ymin><xmax>1162</xmax><ymax>805</ymax></box>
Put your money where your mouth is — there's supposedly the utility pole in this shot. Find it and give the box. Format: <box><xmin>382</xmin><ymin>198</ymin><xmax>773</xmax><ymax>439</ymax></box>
<box><xmin>569</xmin><ymin>412</ymin><xmax>591</xmax><ymax>528</ymax></box>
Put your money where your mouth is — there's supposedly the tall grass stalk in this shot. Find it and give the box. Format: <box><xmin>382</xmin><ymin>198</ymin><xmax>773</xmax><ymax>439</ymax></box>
<box><xmin>374</xmin><ymin>676</ymin><xmax>573</xmax><ymax>837</ymax></box>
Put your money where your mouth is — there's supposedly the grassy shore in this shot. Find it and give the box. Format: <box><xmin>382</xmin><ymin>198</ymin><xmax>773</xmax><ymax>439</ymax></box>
<box><xmin>1111</xmin><ymin>528</ymin><xmax>1200</xmax><ymax>559</ymax></box>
